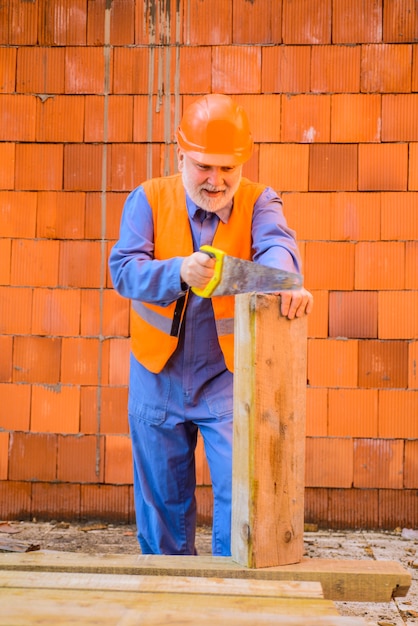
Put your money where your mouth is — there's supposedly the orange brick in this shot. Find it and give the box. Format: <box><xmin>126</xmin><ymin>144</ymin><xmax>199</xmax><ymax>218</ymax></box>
<box><xmin>85</xmin><ymin>192</ymin><xmax>127</xmax><ymax>240</ymax></box>
<box><xmin>212</xmin><ymin>46</ymin><xmax>261</xmax><ymax>94</ymax></box>
<box><xmin>382</xmin><ymin>94</ymin><xmax>418</xmax><ymax>141</ymax></box>
<box><xmin>11</xmin><ymin>239</ymin><xmax>60</xmax><ymax>287</ymax></box>
<box><xmin>232</xmin><ymin>0</ymin><xmax>282</xmax><ymax>44</ymax></box>
<box><xmin>0</xmin><ymin>191</ymin><xmax>37</xmax><ymax>237</ymax></box>
<box><xmin>383</xmin><ymin>0</ymin><xmax>417</xmax><ymax>42</ymax></box>
<box><xmin>0</xmin><ymin>383</ymin><xmax>31</xmax><ymax>430</ymax></box>
<box><xmin>242</xmin><ymin>145</ymin><xmax>259</xmax><ymax>187</ymax></box>
<box><xmin>64</xmin><ymin>144</ymin><xmax>105</xmax><ymax>191</ymax></box>
<box><xmin>359</xmin><ymin>144</ymin><xmax>408</xmax><ymax>191</ymax></box>
<box><xmin>379</xmin><ymin>489</ymin><xmax>418</xmax><ymax>528</ymax></box>
<box><xmin>108</xmin><ymin>338</ymin><xmax>130</xmax><ymax>386</ymax></box>
<box><xmin>311</xmin><ymin>46</ymin><xmax>360</xmax><ymax>93</ymax></box>
<box><xmin>379</xmin><ymin>390</ymin><xmax>418</xmax><ymax>437</ymax></box>
<box><xmin>329</xmin><ymin>291</ymin><xmax>378</xmax><ymax>338</ymax></box>
<box><xmin>32</xmin><ymin>288</ymin><xmax>81</xmax><ymax>337</ymax></box>
<box><xmin>328</xmin><ymin>489</ymin><xmax>379</xmax><ymax>530</ymax></box>
<box><xmin>0</xmin><ymin>47</ymin><xmax>16</xmax><ymax>93</ymax></box>
<box><xmin>133</xmin><ymin>95</ymin><xmax>176</xmax><ymax>143</ymax></box>
<box><xmin>100</xmin><ymin>387</ymin><xmax>129</xmax><ymax>434</ymax></box>
<box><xmin>354</xmin><ymin>439</ymin><xmax>403</xmax><ymax>489</ymax></box>
<box><xmin>329</xmin><ymin>389</ymin><xmax>378</xmax><ymax>437</ymax></box>
<box><xmin>37</xmin><ymin>191</ymin><xmax>85</xmax><ymax>239</ymax></box>
<box><xmin>305</xmin><ymin>242</ymin><xmax>355</xmax><ymax>290</ymax></box>
<box><xmin>32</xmin><ymin>482</ymin><xmax>81</xmax><ymax>521</ymax></box>
<box><xmin>282</xmin><ymin>0</ymin><xmax>331</xmax><ymax>44</ymax></box>
<box><xmin>0</xmin><ymin>143</ymin><xmax>15</xmax><ymax>190</ymax></box>
<box><xmin>333</xmin><ymin>0</ymin><xmax>382</xmax><ymax>43</ymax></box>
<box><xmin>9</xmin><ymin>432</ymin><xmax>57</xmax><ymax>481</ymax></box>
<box><xmin>15</xmin><ymin>144</ymin><xmax>63</xmax><ymax>191</ymax></box>
<box><xmin>413</xmin><ymin>46</ymin><xmax>418</xmax><ymax>91</ymax></box>
<box><xmin>379</xmin><ymin>291</ymin><xmax>418</xmax><ymax>339</ymax></box>
<box><xmin>196</xmin><ymin>433</ymin><xmax>211</xmax><ymax>485</ymax></box>
<box><xmin>86</xmin><ymin>0</ymin><xmax>107</xmax><ymax>45</ymax></box>
<box><xmin>104</xmin><ymin>434</ymin><xmax>132</xmax><ymax>484</ymax></box>
<box><xmin>179</xmin><ymin>47</ymin><xmax>212</xmax><ymax>94</ymax></box>
<box><xmin>359</xmin><ymin>340</ymin><xmax>408</xmax><ymax>388</ymax></box>
<box><xmin>36</xmin><ymin>95</ymin><xmax>84</xmax><ymax>143</ymax></box>
<box><xmin>59</xmin><ymin>240</ymin><xmax>102</xmax><ymax>288</ymax></box>
<box><xmin>333</xmin><ymin>191</ymin><xmax>382</xmax><ymax>242</ymax></box>
<box><xmin>409</xmin><ymin>341</ymin><xmax>418</xmax><ymax>389</ymax></box>
<box><xmin>361</xmin><ymin>44</ymin><xmax>412</xmax><ymax>93</ymax></box>
<box><xmin>355</xmin><ymin>242</ymin><xmax>405</xmax><ymax>290</ymax></box>
<box><xmin>0</xmin><ymin>287</ymin><xmax>32</xmax><ymax>335</ymax></box>
<box><xmin>38</xmin><ymin>0</ymin><xmax>87</xmax><ymax>45</ymax></box>
<box><xmin>233</xmin><ymin>95</ymin><xmax>281</xmax><ymax>143</ymax></box>
<box><xmin>65</xmin><ymin>47</ymin><xmax>107</xmax><ymax>94</ymax></box>
<box><xmin>283</xmin><ymin>192</ymin><xmax>332</xmax><ymax>240</ymax></box>
<box><xmin>57</xmin><ymin>434</ymin><xmax>104</xmax><ymax>482</ymax></box>
<box><xmin>282</xmin><ymin>94</ymin><xmax>330</xmax><ymax>143</ymax></box>
<box><xmin>0</xmin><ymin>239</ymin><xmax>10</xmax><ymax>285</ymax></box>
<box><xmin>80</xmin><ymin>289</ymin><xmax>129</xmax><ymax>337</ymax></box>
<box><xmin>108</xmin><ymin>95</ymin><xmax>133</xmax><ymax>142</ymax></box>
<box><xmin>61</xmin><ymin>337</ymin><xmax>103</xmax><ymax>385</ymax></box>
<box><xmin>0</xmin><ymin>337</ymin><xmax>12</xmax><ymax>383</ymax></box>
<box><xmin>304</xmin><ymin>487</ymin><xmax>329</xmax><ymax>527</ymax></box>
<box><xmin>109</xmin><ymin>0</ymin><xmax>135</xmax><ymax>45</ymax></box>
<box><xmin>404</xmin><ymin>441</ymin><xmax>418</xmax><ymax>488</ymax></box>
<box><xmin>305</xmin><ymin>437</ymin><xmax>353</xmax><ymax>487</ymax></box>
<box><xmin>309</xmin><ymin>144</ymin><xmax>357</xmax><ymax>191</ymax></box>
<box><xmin>259</xmin><ymin>144</ymin><xmax>309</xmax><ymax>192</ymax></box>
<box><xmin>109</xmin><ymin>143</ymin><xmax>159</xmax><ymax>191</ymax></box>
<box><xmin>84</xmin><ymin>96</ymin><xmax>104</xmax><ymax>142</ymax></box>
<box><xmin>0</xmin><ymin>431</ymin><xmax>9</xmax><ymax>479</ymax></box>
<box><xmin>262</xmin><ymin>46</ymin><xmax>311</xmax><ymax>94</ymax></box>
<box><xmin>410</xmin><ymin>143</ymin><xmax>418</xmax><ymax>190</ymax></box>
<box><xmin>113</xmin><ymin>48</ymin><xmax>149</xmax><ymax>95</ymax></box>
<box><xmin>13</xmin><ymin>337</ymin><xmax>61</xmax><ymax>384</ymax></box>
<box><xmin>306</xmin><ymin>290</ymin><xmax>329</xmax><ymax>339</ymax></box>
<box><xmin>31</xmin><ymin>384</ymin><xmax>80</xmax><ymax>434</ymax></box>
<box><xmin>0</xmin><ymin>481</ymin><xmax>32</xmax><ymax>520</ymax></box>
<box><xmin>306</xmin><ymin>387</ymin><xmax>328</xmax><ymax>436</ymax></box>
<box><xmin>9</xmin><ymin>0</ymin><xmax>38</xmax><ymax>45</ymax></box>
<box><xmin>81</xmin><ymin>484</ymin><xmax>131</xmax><ymax>521</ymax></box>
<box><xmin>381</xmin><ymin>192</ymin><xmax>418</xmax><ymax>240</ymax></box>
<box><xmin>17</xmin><ymin>47</ymin><xmax>65</xmax><ymax>93</ymax></box>
<box><xmin>331</xmin><ymin>94</ymin><xmax>381</xmax><ymax>142</ymax></box>
<box><xmin>0</xmin><ymin>0</ymin><xmax>8</xmax><ymax>44</ymax></box>
<box><xmin>183</xmin><ymin>0</ymin><xmax>232</xmax><ymax>45</ymax></box>
<box><xmin>307</xmin><ymin>338</ymin><xmax>358</xmax><ymax>387</ymax></box>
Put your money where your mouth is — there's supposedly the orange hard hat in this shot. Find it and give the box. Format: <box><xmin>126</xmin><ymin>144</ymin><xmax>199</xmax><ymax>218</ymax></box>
<box><xmin>176</xmin><ymin>94</ymin><xmax>253</xmax><ymax>166</ymax></box>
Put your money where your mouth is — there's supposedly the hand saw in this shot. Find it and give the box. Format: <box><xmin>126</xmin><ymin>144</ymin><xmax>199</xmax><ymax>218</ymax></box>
<box><xmin>191</xmin><ymin>245</ymin><xmax>303</xmax><ymax>298</ymax></box>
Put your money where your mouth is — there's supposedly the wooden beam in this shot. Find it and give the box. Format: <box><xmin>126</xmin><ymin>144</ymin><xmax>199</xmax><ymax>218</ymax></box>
<box><xmin>232</xmin><ymin>293</ymin><xmax>307</xmax><ymax>568</ymax></box>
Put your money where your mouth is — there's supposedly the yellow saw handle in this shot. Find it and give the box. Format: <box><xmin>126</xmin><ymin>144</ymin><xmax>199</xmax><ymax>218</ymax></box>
<box><xmin>191</xmin><ymin>245</ymin><xmax>225</xmax><ymax>298</ymax></box>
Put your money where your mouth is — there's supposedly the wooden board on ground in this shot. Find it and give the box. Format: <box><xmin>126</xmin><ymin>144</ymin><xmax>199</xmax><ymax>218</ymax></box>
<box><xmin>0</xmin><ymin>551</ymin><xmax>411</xmax><ymax>602</ymax></box>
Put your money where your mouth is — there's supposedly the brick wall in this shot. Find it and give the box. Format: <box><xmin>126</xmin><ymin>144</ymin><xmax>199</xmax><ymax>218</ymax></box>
<box><xmin>0</xmin><ymin>0</ymin><xmax>417</xmax><ymax>528</ymax></box>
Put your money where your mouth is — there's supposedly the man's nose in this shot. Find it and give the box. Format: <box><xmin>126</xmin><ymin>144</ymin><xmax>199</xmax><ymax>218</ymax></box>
<box><xmin>207</xmin><ymin>168</ymin><xmax>224</xmax><ymax>187</ymax></box>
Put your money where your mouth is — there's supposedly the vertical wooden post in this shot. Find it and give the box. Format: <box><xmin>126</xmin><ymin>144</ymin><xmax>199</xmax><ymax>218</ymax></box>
<box><xmin>231</xmin><ymin>293</ymin><xmax>307</xmax><ymax>568</ymax></box>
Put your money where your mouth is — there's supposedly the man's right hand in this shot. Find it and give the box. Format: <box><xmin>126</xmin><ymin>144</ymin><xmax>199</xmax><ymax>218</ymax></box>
<box><xmin>180</xmin><ymin>252</ymin><xmax>215</xmax><ymax>290</ymax></box>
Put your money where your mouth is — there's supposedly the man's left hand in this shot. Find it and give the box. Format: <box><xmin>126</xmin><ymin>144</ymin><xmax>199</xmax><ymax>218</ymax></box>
<box><xmin>278</xmin><ymin>287</ymin><xmax>314</xmax><ymax>320</ymax></box>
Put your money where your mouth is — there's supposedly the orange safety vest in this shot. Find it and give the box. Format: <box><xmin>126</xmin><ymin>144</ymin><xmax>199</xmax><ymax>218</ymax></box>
<box><xmin>130</xmin><ymin>173</ymin><xmax>266</xmax><ymax>373</ymax></box>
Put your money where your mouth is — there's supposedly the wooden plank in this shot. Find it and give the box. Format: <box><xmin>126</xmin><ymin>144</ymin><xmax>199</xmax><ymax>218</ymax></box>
<box><xmin>232</xmin><ymin>293</ymin><xmax>307</xmax><ymax>568</ymax></box>
<box><xmin>0</xmin><ymin>552</ymin><xmax>411</xmax><ymax>602</ymax></box>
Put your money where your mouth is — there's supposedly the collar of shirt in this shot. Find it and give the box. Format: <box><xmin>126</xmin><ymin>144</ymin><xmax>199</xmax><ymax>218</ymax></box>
<box><xmin>185</xmin><ymin>194</ymin><xmax>233</xmax><ymax>224</ymax></box>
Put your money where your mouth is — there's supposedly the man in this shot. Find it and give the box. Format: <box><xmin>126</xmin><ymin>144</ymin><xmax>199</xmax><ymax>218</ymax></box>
<box><xmin>109</xmin><ymin>94</ymin><xmax>313</xmax><ymax>557</ymax></box>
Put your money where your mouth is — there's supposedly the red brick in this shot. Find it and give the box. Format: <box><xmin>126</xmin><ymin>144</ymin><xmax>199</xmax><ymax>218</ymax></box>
<box><xmin>108</xmin><ymin>338</ymin><xmax>130</xmax><ymax>386</ymax></box>
<box><xmin>0</xmin><ymin>383</ymin><xmax>31</xmax><ymax>431</ymax></box>
<box><xmin>0</xmin><ymin>238</ymin><xmax>10</xmax><ymax>285</ymax></box>
<box><xmin>212</xmin><ymin>46</ymin><xmax>261</xmax><ymax>94</ymax></box>
<box><xmin>404</xmin><ymin>441</ymin><xmax>418</xmax><ymax>488</ymax></box>
<box><xmin>183</xmin><ymin>0</ymin><xmax>232</xmax><ymax>44</ymax></box>
<box><xmin>305</xmin><ymin>437</ymin><xmax>353</xmax><ymax>488</ymax></box>
<box><xmin>379</xmin><ymin>291</ymin><xmax>418</xmax><ymax>339</ymax></box>
<box><xmin>133</xmin><ymin>94</ymin><xmax>176</xmax><ymax>143</ymax></box>
<box><xmin>307</xmin><ymin>338</ymin><xmax>358</xmax><ymax>387</ymax></box>
<box><xmin>57</xmin><ymin>434</ymin><xmax>104</xmax><ymax>482</ymax></box>
<box><xmin>101</xmin><ymin>387</ymin><xmax>129</xmax><ymax>434</ymax></box>
<box><xmin>232</xmin><ymin>0</ymin><xmax>282</xmax><ymax>44</ymax></box>
<box><xmin>381</xmin><ymin>192</ymin><xmax>418</xmax><ymax>240</ymax></box>
<box><xmin>17</xmin><ymin>48</ymin><xmax>65</xmax><ymax>93</ymax></box>
<box><xmin>179</xmin><ymin>47</ymin><xmax>211</xmax><ymax>94</ymax></box>
<box><xmin>379</xmin><ymin>390</ymin><xmax>418</xmax><ymax>438</ymax></box>
<box><xmin>305</xmin><ymin>242</ymin><xmax>355</xmax><ymax>290</ymax></box>
<box><xmin>196</xmin><ymin>486</ymin><xmax>214</xmax><ymax>525</ymax></box>
<box><xmin>0</xmin><ymin>47</ymin><xmax>16</xmax><ymax>93</ymax></box>
<box><xmin>0</xmin><ymin>431</ymin><xmax>9</xmax><ymax>479</ymax></box>
<box><xmin>15</xmin><ymin>144</ymin><xmax>63</xmax><ymax>191</ymax></box>
<box><xmin>37</xmin><ymin>191</ymin><xmax>85</xmax><ymax>239</ymax></box>
<box><xmin>86</xmin><ymin>0</ymin><xmax>106</xmax><ymax>45</ymax></box>
<box><xmin>85</xmin><ymin>192</ymin><xmax>127</xmax><ymax>240</ymax></box>
<box><xmin>104</xmin><ymin>435</ymin><xmax>132</xmax><ymax>484</ymax></box>
<box><xmin>113</xmin><ymin>48</ymin><xmax>149</xmax><ymax>95</ymax></box>
<box><xmin>382</xmin><ymin>95</ymin><xmax>418</xmax><ymax>141</ymax></box>
<box><xmin>0</xmin><ymin>337</ymin><xmax>12</xmax><ymax>383</ymax></box>
<box><xmin>262</xmin><ymin>46</ymin><xmax>311</xmax><ymax>94</ymax></box>
<box><xmin>11</xmin><ymin>239</ymin><xmax>60</xmax><ymax>287</ymax></box>
<box><xmin>31</xmin><ymin>384</ymin><xmax>80</xmax><ymax>434</ymax></box>
<box><xmin>80</xmin><ymin>289</ymin><xmax>129</xmax><ymax>337</ymax></box>
<box><xmin>9</xmin><ymin>0</ymin><xmax>38</xmax><ymax>45</ymax></box>
<box><xmin>333</xmin><ymin>0</ymin><xmax>382</xmax><ymax>43</ymax></box>
<box><xmin>109</xmin><ymin>143</ymin><xmax>159</xmax><ymax>191</ymax></box>
<box><xmin>355</xmin><ymin>242</ymin><xmax>405</xmax><ymax>290</ymax></box>
<box><xmin>282</xmin><ymin>0</ymin><xmax>331</xmax><ymax>44</ymax></box>
<box><xmin>61</xmin><ymin>338</ymin><xmax>103</xmax><ymax>385</ymax></box>
<box><xmin>9</xmin><ymin>432</ymin><xmax>57</xmax><ymax>481</ymax></box>
<box><xmin>242</xmin><ymin>145</ymin><xmax>259</xmax><ymax>188</ymax></box>
<box><xmin>232</xmin><ymin>95</ymin><xmax>280</xmax><ymax>143</ymax></box>
<box><xmin>65</xmin><ymin>47</ymin><xmax>107</xmax><ymax>94</ymax></box>
<box><xmin>0</xmin><ymin>482</ymin><xmax>32</xmax><ymax>520</ymax></box>
<box><xmin>282</xmin><ymin>95</ymin><xmax>331</xmax><ymax>143</ymax></box>
<box><xmin>32</xmin><ymin>482</ymin><xmax>81</xmax><ymax>521</ymax></box>
<box><xmin>38</xmin><ymin>0</ymin><xmax>87</xmax><ymax>45</ymax></box>
<box><xmin>383</xmin><ymin>0</ymin><xmax>418</xmax><ymax>42</ymax></box>
<box><xmin>0</xmin><ymin>287</ymin><xmax>32</xmax><ymax>335</ymax></box>
<box><xmin>59</xmin><ymin>240</ymin><xmax>102</xmax><ymax>288</ymax></box>
<box><xmin>304</xmin><ymin>488</ymin><xmax>329</xmax><ymax>527</ymax></box>
<box><xmin>0</xmin><ymin>191</ymin><xmax>37</xmax><ymax>237</ymax></box>
<box><xmin>109</xmin><ymin>0</ymin><xmax>135</xmax><ymax>45</ymax></box>
<box><xmin>196</xmin><ymin>433</ymin><xmax>211</xmax><ymax>485</ymax></box>
<box><xmin>328</xmin><ymin>489</ymin><xmax>379</xmax><ymax>530</ymax></box>
<box><xmin>259</xmin><ymin>144</ymin><xmax>309</xmax><ymax>192</ymax></box>
<box><xmin>329</xmin><ymin>291</ymin><xmax>378</xmax><ymax>338</ymax></box>
<box><xmin>309</xmin><ymin>144</ymin><xmax>358</xmax><ymax>192</ymax></box>
<box><xmin>413</xmin><ymin>46</ymin><xmax>418</xmax><ymax>91</ymax></box>
<box><xmin>36</xmin><ymin>96</ymin><xmax>84</xmax><ymax>143</ymax></box>
<box><xmin>359</xmin><ymin>144</ymin><xmax>408</xmax><ymax>191</ymax></box>
<box><xmin>361</xmin><ymin>44</ymin><xmax>412</xmax><ymax>93</ymax></box>
<box><xmin>84</xmin><ymin>96</ymin><xmax>104</xmax><ymax>142</ymax></box>
<box><xmin>13</xmin><ymin>337</ymin><xmax>61</xmax><ymax>384</ymax></box>
<box><xmin>134</xmin><ymin>0</ymin><xmax>181</xmax><ymax>45</ymax></box>
<box><xmin>81</xmin><ymin>484</ymin><xmax>131</xmax><ymax>521</ymax></box>
<box><xmin>283</xmin><ymin>192</ymin><xmax>332</xmax><ymax>241</ymax></box>
<box><xmin>409</xmin><ymin>341</ymin><xmax>418</xmax><ymax>389</ymax></box>
<box><xmin>311</xmin><ymin>46</ymin><xmax>360</xmax><ymax>93</ymax></box>
<box><xmin>329</xmin><ymin>389</ymin><xmax>378</xmax><ymax>437</ymax></box>
<box><xmin>0</xmin><ymin>143</ymin><xmax>15</xmax><ymax>190</ymax></box>
<box><xmin>409</xmin><ymin>143</ymin><xmax>418</xmax><ymax>190</ymax></box>
<box><xmin>379</xmin><ymin>489</ymin><xmax>418</xmax><ymax>529</ymax></box>
<box><xmin>358</xmin><ymin>340</ymin><xmax>408</xmax><ymax>388</ymax></box>
<box><xmin>79</xmin><ymin>386</ymin><xmax>98</xmax><ymax>434</ymax></box>
<box><xmin>306</xmin><ymin>290</ymin><xmax>329</xmax><ymax>339</ymax></box>
<box><xmin>331</xmin><ymin>94</ymin><xmax>381</xmax><ymax>142</ymax></box>
<box><xmin>64</xmin><ymin>144</ymin><xmax>106</xmax><ymax>191</ymax></box>
<box><xmin>306</xmin><ymin>387</ymin><xmax>328</xmax><ymax>436</ymax></box>
<box><xmin>0</xmin><ymin>0</ymin><xmax>8</xmax><ymax>44</ymax></box>
<box><xmin>354</xmin><ymin>439</ymin><xmax>403</xmax><ymax>489</ymax></box>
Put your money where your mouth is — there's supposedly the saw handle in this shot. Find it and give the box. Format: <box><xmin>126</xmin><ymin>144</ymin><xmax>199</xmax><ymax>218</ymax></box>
<box><xmin>191</xmin><ymin>245</ymin><xmax>225</xmax><ymax>298</ymax></box>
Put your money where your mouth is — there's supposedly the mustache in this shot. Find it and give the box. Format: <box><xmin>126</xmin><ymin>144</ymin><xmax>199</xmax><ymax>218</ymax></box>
<box><xmin>201</xmin><ymin>184</ymin><xmax>226</xmax><ymax>192</ymax></box>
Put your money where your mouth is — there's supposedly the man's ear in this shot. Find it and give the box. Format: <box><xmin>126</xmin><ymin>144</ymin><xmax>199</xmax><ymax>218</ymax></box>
<box><xmin>177</xmin><ymin>147</ymin><xmax>184</xmax><ymax>171</ymax></box>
